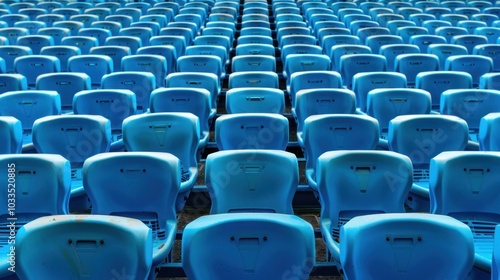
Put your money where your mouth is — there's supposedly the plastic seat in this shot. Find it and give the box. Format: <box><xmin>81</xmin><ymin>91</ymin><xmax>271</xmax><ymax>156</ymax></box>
<box><xmin>451</xmin><ymin>35</ymin><xmax>488</xmax><ymax>54</ymax></box>
<box><xmin>427</xmin><ymin>44</ymin><xmax>468</xmax><ymax>70</ymax></box>
<box><xmin>149</xmin><ymin>87</ymin><xmax>213</xmax><ymax>149</ymax></box>
<box><xmin>215</xmin><ymin>113</ymin><xmax>289</xmax><ymax>150</ymax></box>
<box><xmin>115</xmin><ymin>7</ymin><xmax>142</xmax><ymax>23</ymax></box>
<box><xmin>14</xmin><ymin>20</ymin><xmax>47</xmax><ymax>34</ymax></box>
<box><xmin>149</xmin><ymin>35</ymin><xmax>186</xmax><ymax>57</ymax></box>
<box><xmin>322</xmin><ymin>35</ymin><xmax>361</xmax><ymax>58</ymax></box>
<box><xmin>379</xmin><ymin>44</ymin><xmax>420</xmax><ymax>72</ymax></box>
<box><xmin>340</xmin><ymin>213</ymin><xmax>474</xmax><ymax>280</ymax></box>
<box><xmin>89</xmin><ymin>46</ymin><xmax>130</xmax><ymax>72</ymax></box>
<box><xmin>235</xmin><ymin>44</ymin><xmax>274</xmax><ymax>58</ymax></box>
<box><xmin>37</xmin><ymin>27</ymin><xmax>70</xmax><ymax>45</ymax></box>
<box><xmin>283</xmin><ymin>54</ymin><xmax>331</xmax><ymax>84</ymax></box>
<box><xmin>0</xmin><ymin>90</ymin><xmax>60</xmax><ymax>144</ymax></box>
<box><xmin>119</xmin><ymin>27</ymin><xmax>152</xmax><ymax>48</ymax></box>
<box><xmin>415</xmin><ymin>71</ymin><xmax>472</xmax><ymax>111</ymax></box>
<box><xmin>422</xmin><ymin>19</ymin><xmax>452</xmax><ymax>34</ymax></box>
<box><xmin>388</xmin><ymin>115</ymin><xmax>469</xmax><ymax>211</ymax></box>
<box><xmin>409</xmin><ymin>35</ymin><xmax>447</xmax><ymax>53</ymax></box>
<box><xmin>237</xmin><ymin>35</ymin><xmax>273</xmax><ymax>46</ymax></box>
<box><xmin>69</xmin><ymin>14</ymin><xmax>99</xmax><ymax>28</ymax></box>
<box><xmin>101</xmin><ymin>72</ymin><xmax>155</xmax><ymax>113</ymax></box>
<box><xmin>177</xmin><ymin>55</ymin><xmax>223</xmax><ymax>80</ymax></box>
<box><xmin>159</xmin><ymin>27</ymin><xmax>193</xmax><ymax>47</ymax></box>
<box><xmin>17</xmin><ymin>214</ymin><xmax>152</xmax><ymax>280</ymax></box>
<box><xmin>32</xmin><ymin>115</ymin><xmax>111</xmax><ymax>211</ymax></box>
<box><xmin>318</xmin><ymin>151</ymin><xmax>413</xmax><ymax>263</ymax></box>
<box><xmin>330</xmin><ymin>45</ymin><xmax>372</xmax><ymax>72</ymax></box>
<box><xmin>225</xmin><ymin>88</ymin><xmax>284</xmax><ymax>114</ymax></box>
<box><xmin>0</xmin><ymin>116</ymin><xmax>22</xmax><ymax>154</ymax></box>
<box><xmin>53</xmin><ymin>20</ymin><xmax>84</xmax><ymax>34</ymax></box>
<box><xmin>356</xmin><ymin>27</ymin><xmax>391</xmax><ymax>44</ymax></box>
<box><xmin>352</xmin><ymin>72</ymin><xmax>407</xmax><ymax>113</ymax></box>
<box><xmin>0</xmin><ymin>153</ymin><xmax>71</xmax><ymax>279</ymax></box>
<box><xmin>36</xmin><ymin>72</ymin><xmax>91</xmax><ymax>112</ymax></box>
<box><xmin>14</xmin><ymin>55</ymin><xmax>60</xmax><ymax>88</ymax></box>
<box><xmin>165</xmin><ymin>72</ymin><xmax>219</xmax><ymax>109</ymax></box>
<box><xmin>376</xmin><ymin>14</ymin><xmax>405</xmax><ymax>27</ymax></box>
<box><xmin>104</xmin><ymin>15</ymin><xmax>133</xmax><ymax>28</ymax></box>
<box><xmin>228</xmin><ymin>71</ymin><xmax>279</xmax><ymax>89</ymax></box>
<box><xmin>105</xmin><ymin>35</ymin><xmax>142</xmax><ymax>54</ymax></box>
<box><xmin>480</xmin><ymin>72</ymin><xmax>500</xmax><ymax>90</ymax></box>
<box><xmin>122</xmin><ymin>113</ymin><xmax>199</xmax><ymax>211</ymax></box>
<box><xmin>67</xmin><ymin>55</ymin><xmax>113</xmax><ymax>88</ymax></box>
<box><xmin>0</xmin><ymin>27</ymin><xmax>29</xmax><ymax>45</ymax></box>
<box><xmin>52</xmin><ymin>8</ymin><xmax>80</xmax><ymax>20</ymax></box>
<box><xmin>91</xmin><ymin>21</ymin><xmax>122</xmax><ymax>36</ymax></box>
<box><xmin>182</xmin><ymin>213</ymin><xmax>315</xmax><ymax>280</ymax></box>
<box><xmin>202</xmin><ymin>27</ymin><xmax>234</xmax><ymax>45</ymax></box>
<box><xmin>0</xmin><ymin>73</ymin><xmax>27</xmax><ymax>94</ymax></box>
<box><xmin>61</xmin><ymin>36</ymin><xmax>98</xmax><ymax>55</ymax></box>
<box><xmin>121</xmin><ymin>54</ymin><xmax>167</xmax><ymax>88</ymax></box>
<box><xmin>365</xmin><ymin>35</ymin><xmax>403</xmax><ymax>54</ymax></box>
<box><xmin>458</xmin><ymin>20</ymin><xmax>488</xmax><ymax>34</ymax></box>
<box><xmin>205</xmin><ymin>150</ymin><xmax>298</xmax><ymax>214</ymax></box>
<box><xmin>479</xmin><ymin>113</ymin><xmax>500</xmax><ymax>151</ymax></box>
<box><xmin>430</xmin><ymin>151</ymin><xmax>500</xmax><ymax>273</ymax></box>
<box><xmin>441</xmin><ymin>89</ymin><xmax>500</xmax><ymax>141</ymax></box>
<box><xmin>472</xmin><ymin>14</ymin><xmax>499</xmax><ymax>26</ymax></box>
<box><xmin>386</xmin><ymin>20</ymin><xmax>417</xmax><ymax>35</ymax></box>
<box><xmin>445</xmin><ymin>55</ymin><xmax>493</xmax><ymax>87</ymax></box>
<box><xmin>231</xmin><ymin>55</ymin><xmax>276</xmax><ymax>73</ymax></box>
<box><xmin>66</xmin><ymin>2</ymin><xmax>93</xmax><ymax>13</ymax></box>
<box><xmin>0</xmin><ymin>14</ymin><xmax>29</xmax><ymax>27</ymax></box>
<box><xmin>367</xmin><ymin>88</ymin><xmax>432</xmax><ymax>138</ymax></box>
<box><xmin>397</xmin><ymin>26</ymin><xmax>429</xmax><ymax>43</ymax></box>
<box><xmin>395</xmin><ymin>54</ymin><xmax>439</xmax><ymax>87</ymax></box>
<box><xmin>83</xmin><ymin>152</ymin><xmax>178</xmax><ymax>279</ymax></box>
<box><xmin>193</xmin><ymin>35</ymin><xmax>231</xmax><ymax>54</ymax></box>
<box><xmin>77</xmin><ymin>28</ymin><xmax>112</xmax><ymax>46</ymax></box>
<box><xmin>340</xmin><ymin>54</ymin><xmax>387</xmax><ymax>89</ymax></box>
<box><xmin>73</xmin><ymin>89</ymin><xmax>136</xmax><ymax>140</ymax></box>
<box><xmin>409</xmin><ymin>13</ymin><xmax>436</xmax><ymax>26</ymax></box>
<box><xmin>474</xmin><ymin>27</ymin><xmax>500</xmax><ymax>44</ymax></box>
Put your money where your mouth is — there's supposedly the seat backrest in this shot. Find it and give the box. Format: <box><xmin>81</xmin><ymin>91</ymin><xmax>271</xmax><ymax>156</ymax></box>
<box><xmin>14</xmin><ymin>55</ymin><xmax>61</xmax><ymax>87</ymax></box>
<box><xmin>340</xmin><ymin>54</ymin><xmax>387</xmax><ymax>89</ymax></box>
<box><xmin>408</xmin><ymin>34</ymin><xmax>447</xmax><ymax>53</ymax></box>
<box><xmin>379</xmin><ymin>44</ymin><xmax>420</xmax><ymax>72</ymax></box>
<box><xmin>61</xmin><ymin>35</ymin><xmax>99</xmax><ymax>54</ymax></box>
<box><xmin>318</xmin><ymin>151</ymin><xmax>413</xmax><ymax>239</ymax></box>
<box><xmin>365</xmin><ymin>35</ymin><xmax>403</xmax><ymax>54</ymax></box>
<box><xmin>16</xmin><ymin>214</ymin><xmax>153</xmax><ymax>280</ymax></box>
<box><xmin>16</xmin><ymin>35</ymin><xmax>54</xmax><ymax>54</ymax></box>
<box><xmin>32</xmin><ymin>115</ymin><xmax>112</xmax><ymax>166</ymax></box>
<box><xmin>177</xmin><ymin>55</ymin><xmax>222</xmax><ymax>78</ymax></box>
<box><xmin>435</xmin><ymin>26</ymin><xmax>468</xmax><ymax>43</ymax></box>
<box><xmin>340</xmin><ymin>213</ymin><xmax>474</xmax><ymax>280</ymax></box>
<box><xmin>445</xmin><ymin>55</ymin><xmax>494</xmax><ymax>87</ymax></box>
<box><xmin>0</xmin><ymin>46</ymin><xmax>32</xmax><ymax>73</ymax></box>
<box><xmin>480</xmin><ymin>112</ymin><xmax>500</xmax><ymax>151</ymax></box>
<box><xmin>451</xmin><ymin>34</ymin><xmax>489</xmax><ymax>54</ymax></box>
<box><xmin>0</xmin><ymin>116</ymin><xmax>22</xmax><ymax>154</ymax></box>
<box><xmin>0</xmin><ymin>90</ymin><xmax>61</xmax><ymax>131</ymax></box>
<box><xmin>473</xmin><ymin>44</ymin><xmax>500</xmax><ymax>72</ymax></box>
<box><xmin>165</xmin><ymin>72</ymin><xmax>219</xmax><ymax>109</ymax></box>
<box><xmin>119</xmin><ymin>26</ymin><xmax>153</xmax><ymax>47</ymax></box>
<box><xmin>228</xmin><ymin>71</ymin><xmax>278</xmax><ymax>89</ymax></box>
<box><xmin>36</xmin><ymin>72</ymin><xmax>91</xmax><ymax>110</ymax></box>
<box><xmin>206</xmin><ymin>150</ymin><xmax>298</xmax><ymax>214</ymax></box>
<box><xmin>105</xmin><ymin>35</ymin><xmax>142</xmax><ymax>54</ymax></box>
<box><xmin>215</xmin><ymin>113</ymin><xmax>289</xmax><ymax>150</ymax></box>
<box><xmin>426</xmin><ymin>43</ymin><xmax>468</xmax><ymax>70</ymax></box>
<box><xmin>231</xmin><ymin>55</ymin><xmax>276</xmax><ymax>72</ymax></box>
<box><xmin>225</xmin><ymin>87</ymin><xmax>284</xmax><ymax>114</ymax></box>
<box><xmin>137</xmin><ymin>45</ymin><xmax>177</xmax><ymax>74</ymax></box>
<box><xmin>395</xmin><ymin>54</ymin><xmax>439</xmax><ymax>86</ymax></box>
<box><xmin>182</xmin><ymin>213</ymin><xmax>315</xmax><ymax>280</ymax></box>
<box><xmin>67</xmin><ymin>55</ymin><xmax>113</xmax><ymax>87</ymax></box>
<box><xmin>284</xmin><ymin>54</ymin><xmax>331</xmax><ymax>81</ymax></box>
<box><xmin>415</xmin><ymin>71</ymin><xmax>472</xmax><ymax>110</ymax></box>
<box><xmin>388</xmin><ymin>115</ymin><xmax>469</xmax><ymax>168</ymax></box>
<box><xmin>101</xmin><ymin>71</ymin><xmax>156</xmax><ymax>112</ymax></box>
<box><xmin>121</xmin><ymin>54</ymin><xmax>167</xmax><ymax>88</ymax></box>
<box><xmin>352</xmin><ymin>72</ymin><xmax>407</xmax><ymax>112</ymax></box>
<box><xmin>89</xmin><ymin>45</ymin><xmax>131</xmax><ymax>71</ymax></box>
<box><xmin>78</xmin><ymin>27</ymin><xmax>112</xmax><ymax>46</ymax></box>
<box><xmin>0</xmin><ymin>73</ymin><xmax>27</xmax><ymax>94</ymax></box>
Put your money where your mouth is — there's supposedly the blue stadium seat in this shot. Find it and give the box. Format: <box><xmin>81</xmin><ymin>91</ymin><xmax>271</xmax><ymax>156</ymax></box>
<box><xmin>205</xmin><ymin>150</ymin><xmax>298</xmax><ymax>214</ymax></box>
<box><xmin>36</xmin><ymin>72</ymin><xmax>91</xmax><ymax>112</ymax></box>
<box><xmin>101</xmin><ymin>72</ymin><xmax>155</xmax><ymax>113</ymax></box>
<box><xmin>480</xmin><ymin>72</ymin><xmax>500</xmax><ymax>90</ymax></box>
<box><xmin>69</xmin><ymin>14</ymin><xmax>100</xmax><ymax>28</ymax></box>
<box><xmin>61</xmin><ymin>36</ymin><xmax>99</xmax><ymax>55</ymax></box>
<box><xmin>0</xmin><ymin>154</ymin><xmax>71</xmax><ymax>279</ymax></box>
<box><xmin>53</xmin><ymin>20</ymin><xmax>84</xmax><ymax>34</ymax></box>
<box><xmin>104</xmin><ymin>15</ymin><xmax>133</xmax><ymax>28</ymax></box>
<box><xmin>122</xmin><ymin>113</ymin><xmax>199</xmax><ymax>211</ymax></box>
<box><xmin>237</xmin><ymin>35</ymin><xmax>273</xmax><ymax>46</ymax></box>
<box><xmin>458</xmin><ymin>20</ymin><xmax>488</xmax><ymax>34</ymax></box>
<box><xmin>240</xmin><ymin>27</ymin><xmax>271</xmax><ymax>37</ymax></box>
<box><xmin>14</xmin><ymin>55</ymin><xmax>60</xmax><ymax>88</ymax></box>
<box><xmin>225</xmin><ymin>88</ymin><xmax>284</xmax><ymax>114</ymax></box>
<box><xmin>202</xmin><ymin>27</ymin><xmax>234</xmax><ymax>45</ymax></box>
<box><xmin>340</xmin><ymin>213</ymin><xmax>474</xmax><ymax>280</ymax></box>
<box><xmin>480</xmin><ymin>113</ymin><xmax>500</xmax><ymax>151</ymax></box>
<box><xmin>279</xmin><ymin>35</ymin><xmax>317</xmax><ymax>50</ymax></box>
<box><xmin>451</xmin><ymin>34</ymin><xmax>489</xmax><ymax>54</ymax></box>
<box><xmin>416</xmin><ymin>71</ymin><xmax>473</xmax><ymax>110</ymax></box>
<box><xmin>115</xmin><ymin>7</ymin><xmax>142</xmax><ymax>23</ymax></box>
<box><xmin>52</xmin><ymin>9</ymin><xmax>80</xmax><ymax>21</ymax></box>
<box><xmin>177</xmin><ymin>55</ymin><xmax>223</xmax><ymax>80</ymax></box>
<box><xmin>67</xmin><ymin>55</ymin><xmax>113</xmax><ymax>88</ymax></box>
<box><xmin>386</xmin><ymin>20</ymin><xmax>417</xmax><ymax>35</ymax></box>
<box><xmin>14</xmin><ymin>21</ymin><xmax>47</xmax><ymax>34</ymax></box>
<box><xmin>37</xmin><ymin>27</ymin><xmax>70</xmax><ymax>45</ymax></box>
<box><xmin>367</xmin><ymin>88</ymin><xmax>432</xmax><ymax>138</ymax></box>
<box><xmin>473</xmin><ymin>44</ymin><xmax>500</xmax><ymax>72</ymax></box>
<box><xmin>396</xmin><ymin>26</ymin><xmax>429</xmax><ymax>43</ymax></box>
<box><xmin>474</xmin><ymin>27</ymin><xmax>500</xmax><ymax>44</ymax></box>
<box><xmin>0</xmin><ymin>45</ymin><xmax>32</xmax><ymax>73</ymax></box>
<box><xmin>236</xmin><ymin>43</ymin><xmax>275</xmax><ymax>56</ymax></box>
<box><xmin>137</xmin><ymin>45</ymin><xmax>177</xmax><ymax>75</ymax></box>
<box><xmin>352</xmin><ymin>72</ymin><xmax>407</xmax><ymax>112</ymax></box>
<box><xmin>193</xmin><ymin>35</ymin><xmax>231</xmax><ymax>54</ymax></box>
<box><xmin>422</xmin><ymin>19</ymin><xmax>452</xmax><ymax>34</ymax></box>
<box><xmin>89</xmin><ymin>45</ymin><xmax>130</xmax><ymax>72</ymax></box>
<box><xmin>231</xmin><ymin>54</ymin><xmax>276</xmax><ymax>73</ymax></box>
<box><xmin>281</xmin><ymin>44</ymin><xmax>322</xmax><ymax>62</ymax></box>
<box><xmin>379</xmin><ymin>44</ymin><xmax>420</xmax><ymax>72</ymax></box>
<box><xmin>150</xmin><ymin>35</ymin><xmax>186</xmax><ymax>57</ymax></box>
<box><xmin>119</xmin><ymin>26</ymin><xmax>153</xmax><ymax>47</ymax></box>
<box><xmin>228</xmin><ymin>71</ymin><xmax>278</xmax><ymax>89</ymax></box>
<box><xmin>91</xmin><ymin>20</ymin><xmax>122</xmax><ymax>36</ymax></box>
<box><xmin>186</xmin><ymin>45</ymin><xmax>228</xmax><ymax>69</ymax></box>
<box><xmin>349</xmin><ymin>20</ymin><xmax>379</xmax><ymax>36</ymax></box>
<box><xmin>365</xmin><ymin>35</ymin><xmax>403</xmax><ymax>54</ymax></box>
<box><xmin>0</xmin><ymin>27</ymin><xmax>28</xmax><ymax>45</ymax></box>
<box><xmin>427</xmin><ymin>44</ymin><xmax>468</xmax><ymax>70</ymax></box>
<box><xmin>165</xmin><ymin>72</ymin><xmax>219</xmax><ymax>109</ymax></box>
<box><xmin>16</xmin><ymin>215</ymin><xmax>153</xmax><ymax>280</ymax></box>
<box><xmin>303</xmin><ymin>114</ymin><xmax>380</xmax><ymax>192</ymax></box>
<box><xmin>409</xmin><ymin>34</ymin><xmax>447</xmax><ymax>53</ymax></box>
<box><xmin>322</xmin><ymin>35</ymin><xmax>361</xmax><ymax>58</ymax></box>
<box><xmin>182</xmin><ymin>213</ymin><xmax>315</xmax><ymax>280</ymax></box>
<box><xmin>472</xmin><ymin>13</ymin><xmax>499</xmax><ymax>26</ymax></box>
<box><xmin>409</xmin><ymin>13</ymin><xmax>436</xmax><ymax>26</ymax></box>
<box><xmin>159</xmin><ymin>27</ymin><xmax>193</xmax><ymax>47</ymax></box>
<box><xmin>356</xmin><ymin>27</ymin><xmax>391</xmax><ymax>45</ymax></box>
<box><xmin>78</xmin><ymin>27</ymin><xmax>112</xmax><ymax>46</ymax></box>
<box><xmin>0</xmin><ymin>90</ymin><xmax>60</xmax><ymax>144</ymax></box>
<box><xmin>395</xmin><ymin>54</ymin><xmax>439</xmax><ymax>87</ymax></box>
<box><xmin>0</xmin><ymin>116</ymin><xmax>22</xmax><ymax>154</ymax></box>
<box><xmin>340</xmin><ymin>54</ymin><xmax>387</xmax><ymax>89</ymax></box>
<box><xmin>288</xmin><ymin>71</ymin><xmax>343</xmax><ymax>106</ymax></box>
<box><xmin>445</xmin><ymin>55</ymin><xmax>493</xmax><ymax>87</ymax></box>
<box><xmin>441</xmin><ymin>89</ymin><xmax>500</xmax><ymax>141</ymax></box>
<box><xmin>32</xmin><ymin>115</ymin><xmax>111</xmax><ymax>211</ymax></box>
<box><xmin>283</xmin><ymin>54</ymin><xmax>331</xmax><ymax>85</ymax></box>
<box><xmin>0</xmin><ymin>73</ymin><xmax>26</xmax><ymax>94</ymax></box>
<box><xmin>84</xmin><ymin>7</ymin><xmax>112</xmax><ymax>21</ymax></box>
<box><xmin>0</xmin><ymin>14</ymin><xmax>29</xmax><ymax>27</ymax></box>
<box><xmin>215</xmin><ymin>113</ymin><xmax>289</xmax><ymax>150</ymax></box>
<box><xmin>121</xmin><ymin>54</ymin><xmax>167</xmax><ymax>88</ymax></box>
<box><xmin>430</xmin><ymin>151</ymin><xmax>500</xmax><ymax>274</ymax></box>
<box><xmin>318</xmin><ymin>151</ymin><xmax>413</xmax><ymax>264</ymax></box>
<box><xmin>83</xmin><ymin>152</ymin><xmax>178</xmax><ymax>279</ymax></box>
<box><xmin>105</xmin><ymin>35</ymin><xmax>142</xmax><ymax>54</ymax></box>
<box><xmin>388</xmin><ymin>115</ymin><xmax>469</xmax><ymax>211</ymax></box>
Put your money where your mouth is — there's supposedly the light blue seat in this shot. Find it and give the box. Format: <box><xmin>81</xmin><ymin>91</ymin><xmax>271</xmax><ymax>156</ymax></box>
<box><xmin>89</xmin><ymin>45</ymin><xmax>130</xmax><ymax>71</ymax></box>
<box><xmin>182</xmin><ymin>213</ymin><xmax>315</xmax><ymax>280</ymax></box>
<box><xmin>105</xmin><ymin>35</ymin><xmax>142</xmax><ymax>54</ymax></box>
<box><xmin>231</xmin><ymin>54</ymin><xmax>276</xmax><ymax>72</ymax></box>
<box><xmin>0</xmin><ymin>154</ymin><xmax>71</xmax><ymax>279</ymax></box>
<box><xmin>416</xmin><ymin>71</ymin><xmax>472</xmax><ymax>111</ymax></box>
<box><xmin>279</xmin><ymin>35</ymin><xmax>317</xmax><ymax>50</ymax></box>
<box><xmin>0</xmin><ymin>90</ymin><xmax>60</xmax><ymax>145</ymax></box>
<box><xmin>53</xmin><ymin>20</ymin><xmax>84</xmax><ymax>34</ymax></box>
<box><xmin>409</xmin><ymin>13</ymin><xmax>436</xmax><ymax>26</ymax></box>
<box><xmin>458</xmin><ymin>20</ymin><xmax>487</xmax><ymax>34</ymax></box>
<box><xmin>0</xmin><ymin>27</ymin><xmax>29</xmax><ymax>45</ymax></box>
<box><xmin>395</xmin><ymin>54</ymin><xmax>439</xmax><ymax>86</ymax></box>
<box><xmin>367</xmin><ymin>88</ymin><xmax>431</xmax><ymax>138</ymax></box>
<box><xmin>115</xmin><ymin>7</ymin><xmax>142</xmax><ymax>23</ymax></box>
<box><xmin>225</xmin><ymin>88</ymin><xmax>284</xmax><ymax>114</ymax></box>
<box><xmin>386</xmin><ymin>20</ymin><xmax>417</xmax><ymax>35</ymax></box>
<box><xmin>205</xmin><ymin>150</ymin><xmax>298</xmax><ymax>214</ymax></box>
<box><xmin>37</xmin><ymin>27</ymin><xmax>70</xmax><ymax>45</ymax></box>
<box><xmin>121</xmin><ymin>54</ymin><xmax>167</xmax><ymax>88</ymax></box>
<box><xmin>409</xmin><ymin>34</ymin><xmax>447</xmax><ymax>53</ymax></box>
<box><xmin>0</xmin><ymin>14</ymin><xmax>29</xmax><ymax>27</ymax></box>
<box><xmin>283</xmin><ymin>54</ymin><xmax>331</xmax><ymax>85</ymax></box>
<box><xmin>67</xmin><ymin>55</ymin><xmax>112</xmax><ymax>88</ymax></box>
<box><xmin>39</xmin><ymin>46</ymin><xmax>80</xmax><ymax>72</ymax></box>
<box><xmin>36</xmin><ymin>72</ymin><xmax>91</xmax><ymax>112</ymax></box>
<box><xmin>379</xmin><ymin>44</ymin><xmax>420</xmax><ymax>72</ymax></box>
<box><xmin>165</xmin><ymin>72</ymin><xmax>220</xmax><ymax>109</ymax></box>
<box><xmin>0</xmin><ymin>73</ymin><xmax>27</xmax><ymax>94</ymax></box>
<box><xmin>472</xmin><ymin>13</ymin><xmax>499</xmax><ymax>26</ymax></box>
<box><xmin>16</xmin><ymin>215</ymin><xmax>153</xmax><ymax>280</ymax></box>
<box><xmin>349</xmin><ymin>20</ymin><xmax>379</xmax><ymax>36</ymax></box>
<box><xmin>473</xmin><ymin>44</ymin><xmax>500</xmax><ymax>72</ymax></box>
<box><xmin>340</xmin><ymin>213</ymin><xmax>474</xmax><ymax>280</ymax></box>
<box><xmin>91</xmin><ymin>20</ymin><xmax>122</xmax><ymax>36</ymax></box>
<box><xmin>240</xmin><ymin>27</ymin><xmax>271</xmax><ymax>37</ymax></box>
<box><xmin>215</xmin><ymin>113</ymin><xmax>289</xmax><ymax>150</ymax></box>
<box><xmin>101</xmin><ymin>71</ymin><xmax>155</xmax><ymax>113</ymax></box>
<box><xmin>83</xmin><ymin>152</ymin><xmax>179</xmax><ymax>279</ymax></box>
<box><xmin>149</xmin><ymin>87</ymin><xmax>213</xmax><ymax>151</ymax></box>
<box><xmin>422</xmin><ymin>19</ymin><xmax>452</xmax><ymax>34</ymax></box>
<box><xmin>435</xmin><ymin>26</ymin><xmax>468</xmax><ymax>44</ymax></box>
<box><xmin>330</xmin><ymin>45</ymin><xmax>372</xmax><ymax>72</ymax></box>
<box><xmin>73</xmin><ymin>89</ymin><xmax>136</xmax><ymax>142</ymax></box>
<box><xmin>396</xmin><ymin>26</ymin><xmax>429</xmax><ymax>43</ymax></box>
<box><xmin>352</xmin><ymin>72</ymin><xmax>407</xmax><ymax>112</ymax></box>
<box><xmin>427</xmin><ymin>44</ymin><xmax>468</xmax><ymax>70</ymax></box>
<box><xmin>451</xmin><ymin>35</ymin><xmax>489</xmax><ymax>54</ymax></box>
<box><xmin>193</xmin><ymin>35</ymin><xmax>231</xmax><ymax>54</ymax></box>
<box><xmin>430</xmin><ymin>151</ymin><xmax>500</xmax><ymax>274</ymax></box>
<box><xmin>0</xmin><ymin>116</ymin><xmax>22</xmax><ymax>154</ymax></box>
<box><xmin>122</xmin><ymin>113</ymin><xmax>199</xmax><ymax>212</ymax></box>
<box><xmin>177</xmin><ymin>55</ymin><xmax>223</xmax><ymax>80</ymax></box>
<box><xmin>303</xmin><ymin>114</ymin><xmax>380</xmax><ymax>192</ymax></box>
<box><xmin>480</xmin><ymin>113</ymin><xmax>500</xmax><ymax>150</ymax></box>
<box><xmin>365</xmin><ymin>35</ymin><xmax>403</xmax><ymax>54</ymax></box>
<box><xmin>137</xmin><ymin>16</ymin><xmax>165</xmax><ymax>33</ymax></box>
<box><xmin>480</xmin><ymin>72</ymin><xmax>500</xmax><ymax>90</ymax></box>
<box><xmin>159</xmin><ymin>27</ymin><xmax>193</xmax><ymax>48</ymax></box>
<box><xmin>235</xmin><ymin>43</ymin><xmax>275</xmax><ymax>57</ymax></box>
<box><xmin>105</xmin><ymin>14</ymin><xmax>133</xmax><ymax>28</ymax></box>
<box><xmin>202</xmin><ymin>27</ymin><xmax>234</xmax><ymax>45</ymax></box>
<box><xmin>15</xmin><ymin>21</ymin><xmax>46</xmax><ymax>35</ymax></box>
<box><xmin>340</xmin><ymin>54</ymin><xmax>387</xmax><ymax>89</ymax></box>
<box><xmin>52</xmin><ymin>9</ymin><xmax>80</xmax><ymax>20</ymax></box>
<box><xmin>441</xmin><ymin>89</ymin><xmax>500</xmax><ymax>142</ymax></box>
<box><xmin>186</xmin><ymin>45</ymin><xmax>228</xmax><ymax>69</ymax></box>
<box><xmin>84</xmin><ymin>8</ymin><xmax>111</xmax><ymax>21</ymax></box>
<box><xmin>388</xmin><ymin>115</ymin><xmax>469</xmax><ymax>211</ymax></box>
<box><xmin>61</xmin><ymin>36</ymin><xmax>99</xmax><ymax>54</ymax></box>
<box><xmin>137</xmin><ymin>45</ymin><xmax>177</xmax><ymax>75</ymax></box>
<box><xmin>78</xmin><ymin>27</ymin><xmax>112</xmax><ymax>46</ymax></box>
<box><xmin>119</xmin><ymin>27</ymin><xmax>153</xmax><ymax>47</ymax></box>
<box><xmin>322</xmin><ymin>35</ymin><xmax>361</xmax><ymax>58</ymax></box>
<box><xmin>288</xmin><ymin>71</ymin><xmax>343</xmax><ymax>106</ymax></box>
<box><xmin>32</xmin><ymin>115</ymin><xmax>111</xmax><ymax>211</ymax></box>
<box><xmin>228</xmin><ymin>71</ymin><xmax>279</xmax><ymax>89</ymax></box>
<box><xmin>0</xmin><ymin>46</ymin><xmax>32</xmax><ymax>73</ymax></box>
<box><xmin>14</xmin><ymin>55</ymin><xmax>60</xmax><ymax>88</ymax></box>
<box><xmin>237</xmin><ymin>35</ymin><xmax>273</xmax><ymax>46</ymax></box>
<box><xmin>445</xmin><ymin>55</ymin><xmax>494</xmax><ymax>87</ymax></box>
<box><xmin>69</xmin><ymin>14</ymin><xmax>100</xmax><ymax>28</ymax></box>
<box><xmin>356</xmin><ymin>27</ymin><xmax>391</xmax><ymax>44</ymax></box>
<box><xmin>441</xmin><ymin>13</ymin><xmax>469</xmax><ymax>27</ymax></box>
<box><xmin>281</xmin><ymin>44</ymin><xmax>322</xmax><ymax>63</ymax></box>
<box><xmin>474</xmin><ymin>27</ymin><xmax>500</xmax><ymax>44</ymax></box>
<box><xmin>318</xmin><ymin>151</ymin><xmax>413</xmax><ymax>264</ymax></box>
